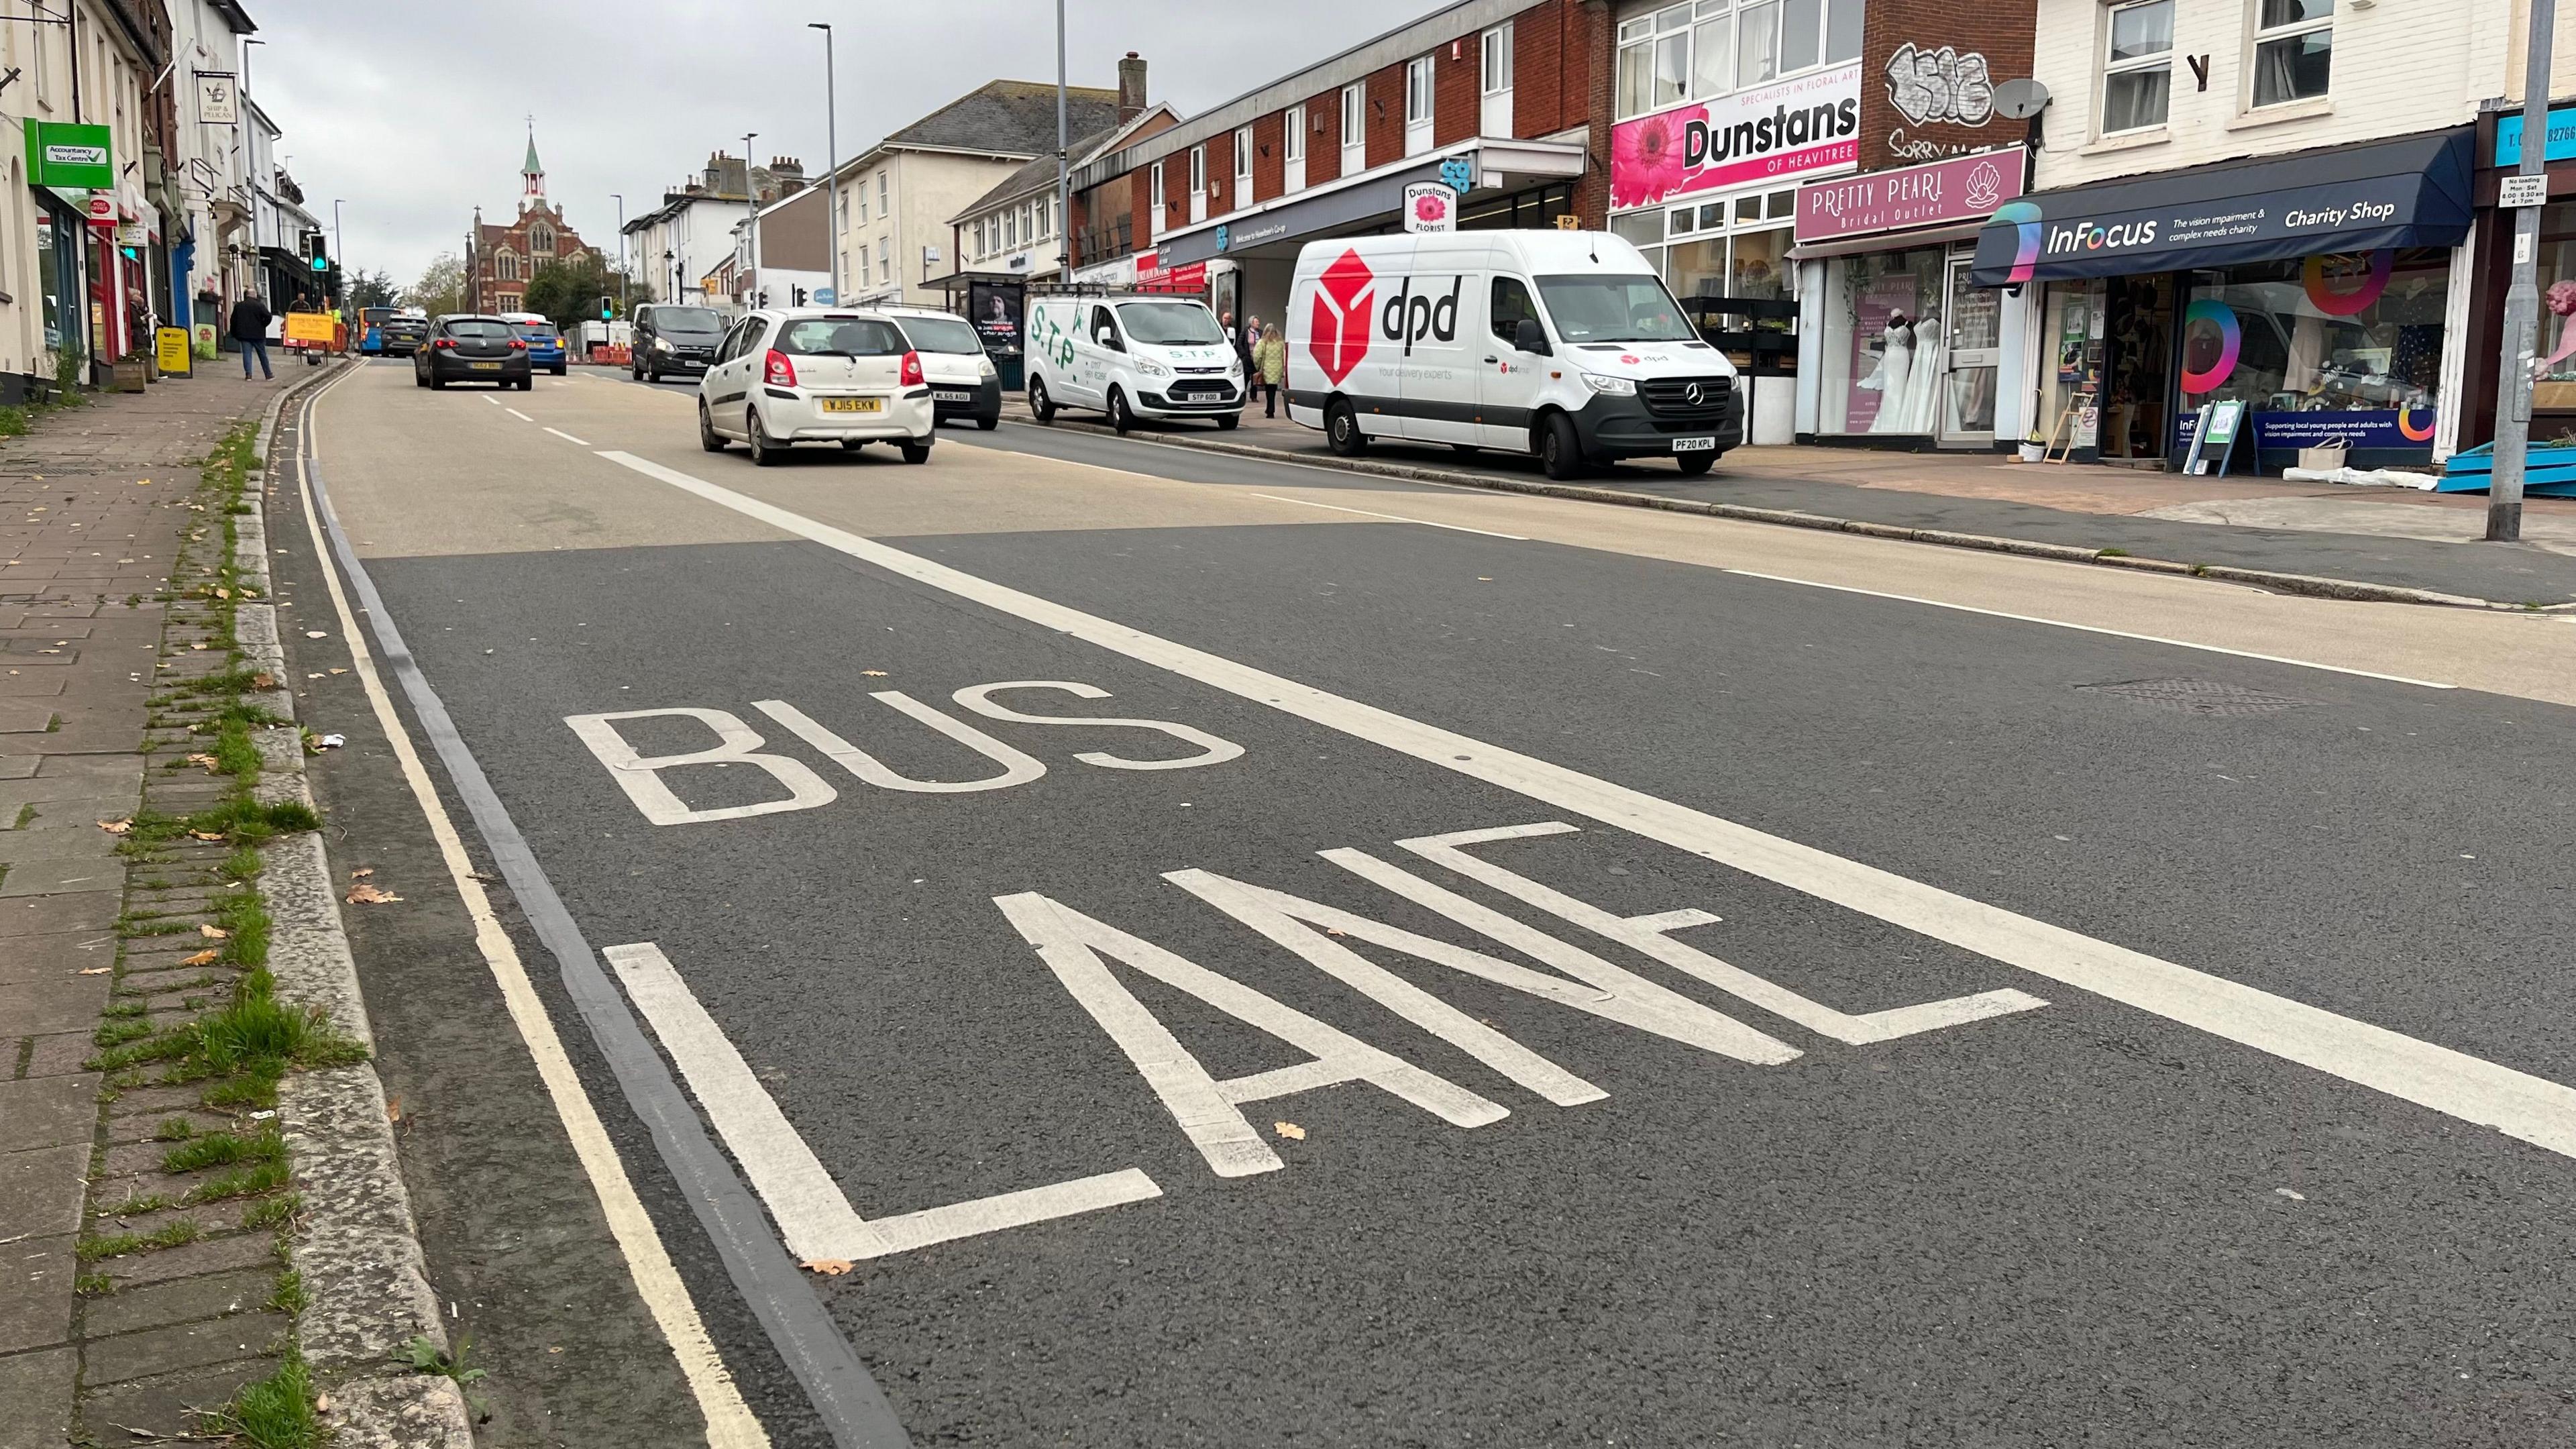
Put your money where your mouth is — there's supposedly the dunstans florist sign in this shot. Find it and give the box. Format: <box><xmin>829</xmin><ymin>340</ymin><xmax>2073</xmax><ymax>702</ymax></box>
<box><xmin>1403</xmin><ymin>181</ymin><xmax>1457</xmax><ymax>234</ymax></box>
<box><xmin>25</xmin><ymin>121</ymin><xmax>111</xmax><ymax>191</ymax></box>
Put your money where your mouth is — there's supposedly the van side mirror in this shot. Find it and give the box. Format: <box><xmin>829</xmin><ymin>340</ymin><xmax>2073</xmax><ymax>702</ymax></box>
<box><xmin>1513</xmin><ymin>319</ymin><xmax>1550</xmax><ymax>356</ymax></box>
<box><xmin>1095</xmin><ymin>326</ymin><xmax>1121</xmax><ymax>351</ymax></box>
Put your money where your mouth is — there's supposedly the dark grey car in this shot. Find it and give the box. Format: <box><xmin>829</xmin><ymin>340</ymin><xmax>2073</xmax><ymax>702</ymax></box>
<box><xmin>413</xmin><ymin>315</ymin><xmax>533</xmax><ymax>390</ymax></box>
<box><xmin>631</xmin><ymin>303</ymin><xmax>727</xmax><ymax>382</ymax></box>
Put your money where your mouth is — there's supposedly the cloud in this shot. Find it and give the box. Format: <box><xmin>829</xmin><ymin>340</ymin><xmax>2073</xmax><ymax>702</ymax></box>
<box><xmin>250</xmin><ymin>0</ymin><xmax>1448</xmax><ymax>288</ymax></box>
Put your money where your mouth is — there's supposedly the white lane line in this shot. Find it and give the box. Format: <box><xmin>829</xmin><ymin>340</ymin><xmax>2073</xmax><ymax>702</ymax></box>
<box><xmin>992</xmin><ymin>425</ymin><xmax>2461</xmax><ymax>690</ymax></box>
<box><xmin>482</xmin><ymin>395</ymin><xmax>500</xmax><ymax>406</ymax></box>
<box><xmin>299</xmin><ymin>386</ymin><xmax>771</xmax><ymax>1448</ymax></box>
<box><xmin>1248</xmin><ymin>492</ymin><xmax>1528</xmax><ymax>540</ymax></box>
<box><xmin>1721</xmin><ymin>568</ymin><xmax>2458</xmax><ymax>689</ymax></box>
<box><xmin>605</xmin><ymin>941</ymin><xmax>1161</xmax><ymax>1258</ymax></box>
<box><xmin>506</xmin><ymin>407</ymin><xmax>534</xmax><ymax>422</ymax></box>
<box><xmin>545</xmin><ymin>427</ymin><xmax>592</xmax><ymax>446</ymax></box>
<box><xmin>596</xmin><ymin>446</ymin><xmax>2576</xmax><ymax>1165</ymax></box>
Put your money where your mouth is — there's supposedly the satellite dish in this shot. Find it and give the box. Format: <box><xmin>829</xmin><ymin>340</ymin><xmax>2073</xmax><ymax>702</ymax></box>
<box><xmin>1993</xmin><ymin>78</ymin><xmax>2051</xmax><ymax>121</ymax></box>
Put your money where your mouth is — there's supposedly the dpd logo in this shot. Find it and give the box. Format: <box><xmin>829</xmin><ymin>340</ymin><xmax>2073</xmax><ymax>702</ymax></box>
<box><xmin>1309</xmin><ymin>250</ymin><xmax>1373</xmax><ymax>385</ymax></box>
<box><xmin>1379</xmin><ymin>276</ymin><xmax>1462</xmax><ymax>358</ymax></box>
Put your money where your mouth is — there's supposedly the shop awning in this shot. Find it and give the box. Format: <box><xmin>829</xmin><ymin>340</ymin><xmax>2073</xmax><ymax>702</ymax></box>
<box><xmin>1787</xmin><ymin>219</ymin><xmax>1986</xmax><ymax>262</ymax></box>
<box><xmin>1968</xmin><ymin>128</ymin><xmax>2473</xmax><ymax>287</ymax></box>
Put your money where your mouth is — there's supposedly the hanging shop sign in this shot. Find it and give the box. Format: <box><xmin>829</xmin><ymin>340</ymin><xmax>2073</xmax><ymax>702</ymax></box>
<box><xmin>84</xmin><ymin>194</ymin><xmax>115</xmax><ymax>227</ymax></box>
<box><xmin>1796</xmin><ymin>146</ymin><xmax>2024</xmax><ymax>243</ymax></box>
<box><xmin>1403</xmin><ymin>182</ymin><xmax>1458</xmax><ymax>233</ymax></box>
<box><xmin>195</xmin><ymin>72</ymin><xmax>238</xmax><ymax>125</ymax></box>
<box><xmin>1971</xmin><ymin>129</ymin><xmax>2473</xmax><ymax>286</ymax></box>
<box><xmin>1610</xmin><ymin>62</ymin><xmax>1862</xmax><ymax>211</ymax></box>
<box><xmin>27</xmin><ymin>122</ymin><xmax>113</xmax><ymax>191</ymax></box>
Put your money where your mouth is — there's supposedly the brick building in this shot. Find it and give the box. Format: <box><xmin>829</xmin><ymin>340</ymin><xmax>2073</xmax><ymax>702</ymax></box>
<box><xmin>1065</xmin><ymin>0</ymin><xmax>1609</xmax><ymax>329</ymax></box>
<box><xmin>468</xmin><ymin>132</ymin><xmax>605</xmax><ymax>314</ymax></box>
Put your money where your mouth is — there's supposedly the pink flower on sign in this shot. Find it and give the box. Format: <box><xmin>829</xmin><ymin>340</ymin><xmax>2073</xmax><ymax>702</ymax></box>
<box><xmin>1611</xmin><ymin>108</ymin><xmax>1693</xmax><ymax>209</ymax></box>
<box><xmin>1414</xmin><ymin>193</ymin><xmax>1448</xmax><ymax>223</ymax></box>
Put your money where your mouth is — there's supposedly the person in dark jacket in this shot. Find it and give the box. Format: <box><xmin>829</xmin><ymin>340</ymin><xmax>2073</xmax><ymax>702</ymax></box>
<box><xmin>228</xmin><ymin>289</ymin><xmax>272</xmax><ymax>380</ymax></box>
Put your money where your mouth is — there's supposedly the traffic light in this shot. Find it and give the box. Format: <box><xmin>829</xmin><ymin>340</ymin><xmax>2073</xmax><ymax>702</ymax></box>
<box><xmin>600</xmin><ymin>294</ymin><xmax>614</xmax><ymax>321</ymax></box>
<box><xmin>792</xmin><ymin>285</ymin><xmax>807</xmax><ymax>307</ymax></box>
<box><xmin>323</xmin><ymin>264</ymin><xmax>343</xmax><ymax>302</ymax></box>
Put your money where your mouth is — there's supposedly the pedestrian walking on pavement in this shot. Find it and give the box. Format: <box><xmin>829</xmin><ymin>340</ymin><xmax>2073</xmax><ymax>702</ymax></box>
<box><xmin>1254</xmin><ymin>323</ymin><xmax>1285</xmax><ymax>418</ymax></box>
<box><xmin>1237</xmin><ymin>313</ymin><xmax>1260</xmax><ymax>377</ymax></box>
<box><xmin>229</xmin><ymin>289</ymin><xmax>273</xmax><ymax>380</ymax></box>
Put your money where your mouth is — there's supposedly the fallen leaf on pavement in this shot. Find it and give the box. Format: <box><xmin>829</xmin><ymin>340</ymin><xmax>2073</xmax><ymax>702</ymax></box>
<box><xmin>211</xmin><ymin>587</ymin><xmax>229</xmax><ymax>600</ymax></box>
<box><xmin>184</xmin><ymin>753</ymin><xmax>220</xmax><ymax>770</ymax></box>
<box><xmin>78</xmin><ymin>967</ymin><xmax>111</xmax><ymax>975</ymax></box>
<box><xmin>315</xmin><ymin>1393</ymin><xmax>332</xmax><ymax>1414</ymax></box>
<box><xmin>1274</xmin><ymin>1122</ymin><xmax>1307</xmax><ymax>1140</ymax></box>
<box><xmin>861</xmin><ymin>669</ymin><xmax>888</xmax><ymax>677</ymax></box>
<box><xmin>97</xmin><ymin>818</ymin><xmax>131</xmax><ymax>835</ymax></box>
<box><xmin>386</xmin><ymin>1097</ymin><xmax>401</xmax><ymax>1122</ymax></box>
<box><xmin>187</xmin><ymin>830</ymin><xmax>225</xmax><ymax>842</ymax></box>
<box><xmin>344</xmin><ymin>883</ymin><xmax>402</xmax><ymax>904</ymax></box>
<box><xmin>328</xmin><ymin>667</ymin><xmax>347</xmax><ymax>676</ymax></box>
<box><xmin>199</xmin><ymin>924</ymin><xmax>228</xmax><ymax>938</ymax></box>
<box><xmin>802</xmin><ymin>1259</ymin><xmax>855</xmax><ymax>1276</ymax></box>
<box><xmin>251</xmin><ymin>672</ymin><xmax>275</xmax><ymax>690</ymax></box>
<box><xmin>350</xmin><ymin>867</ymin><xmax>374</xmax><ymax>878</ymax></box>
<box><xmin>182</xmin><ymin>949</ymin><xmax>221</xmax><ymax>967</ymax></box>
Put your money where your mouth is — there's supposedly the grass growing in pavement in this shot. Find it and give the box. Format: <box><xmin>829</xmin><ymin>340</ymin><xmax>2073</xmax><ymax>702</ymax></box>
<box><xmin>162</xmin><ymin>1126</ymin><xmax>285</xmax><ymax>1175</ymax></box>
<box><xmin>190</xmin><ymin>1159</ymin><xmax>291</xmax><ymax>1205</ymax></box>
<box><xmin>200</xmin><ymin>1351</ymin><xmax>323</xmax><ymax>1449</ymax></box>
<box><xmin>78</xmin><ymin>1220</ymin><xmax>204</xmax><ymax>1259</ymax></box>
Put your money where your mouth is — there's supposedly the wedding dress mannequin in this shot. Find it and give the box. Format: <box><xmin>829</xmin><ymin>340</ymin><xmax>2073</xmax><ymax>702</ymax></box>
<box><xmin>1867</xmin><ymin>315</ymin><xmax>1915</xmax><ymax>434</ymax></box>
<box><xmin>1901</xmin><ymin>311</ymin><xmax>1946</xmax><ymax>433</ymax></box>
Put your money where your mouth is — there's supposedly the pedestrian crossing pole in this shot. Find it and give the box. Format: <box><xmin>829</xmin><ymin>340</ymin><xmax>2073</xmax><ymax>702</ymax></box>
<box><xmin>2491</xmin><ymin>0</ymin><xmax>2557</xmax><ymax>543</ymax></box>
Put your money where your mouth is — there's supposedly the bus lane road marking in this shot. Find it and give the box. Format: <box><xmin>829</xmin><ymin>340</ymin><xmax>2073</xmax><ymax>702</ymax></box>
<box><xmin>592</xmin><ymin>447</ymin><xmax>2576</xmax><ymax>1167</ymax></box>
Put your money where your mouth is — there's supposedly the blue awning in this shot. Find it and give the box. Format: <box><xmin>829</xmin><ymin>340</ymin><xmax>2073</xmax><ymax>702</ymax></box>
<box><xmin>1970</xmin><ymin>128</ymin><xmax>2473</xmax><ymax>287</ymax></box>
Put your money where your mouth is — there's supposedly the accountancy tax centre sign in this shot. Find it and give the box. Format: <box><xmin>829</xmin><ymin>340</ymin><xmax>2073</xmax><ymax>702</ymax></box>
<box><xmin>25</xmin><ymin>121</ymin><xmax>111</xmax><ymax>191</ymax></box>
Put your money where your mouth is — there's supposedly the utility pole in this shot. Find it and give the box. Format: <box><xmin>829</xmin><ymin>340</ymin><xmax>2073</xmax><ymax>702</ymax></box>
<box><xmin>611</xmin><ymin>192</ymin><xmax>626</xmax><ymax>314</ymax></box>
<box><xmin>2491</xmin><ymin>0</ymin><xmax>2557</xmax><ymax>543</ymax></box>
<box><xmin>1055</xmin><ymin>0</ymin><xmax>1072</xmax><ymax>282</ymax></box>
<box><xmin>743</xmin><ymin>131</ymin><xmax>759</xmax><ymax>309</ymax></box>
<box><xmin>810</xmin><ymin>23</ymin><xmax>840</xmax><ymax>302</ymax></box>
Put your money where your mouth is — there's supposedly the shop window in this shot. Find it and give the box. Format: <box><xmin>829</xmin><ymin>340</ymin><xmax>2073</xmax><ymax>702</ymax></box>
<box><xmin>2535</xmin><ymin>202</ymin><xmax>2576</xmax><ymax>415</ymax></box>
<box><xmin>1609</xmin><ymin>207</ymin><xmax>1666</xmax><ymax>275</ymax></box>
<box><xmin>1818</xmin><ymin>247</ymin><xmax>1948</xmax><ymax>434</ymax></box>
<box><xmin>2176</xmin><ymin>249</ymin><xmax>2447</xmax><ymax>455</ymax></box>
<box><xmin>2102</xmin><ymin>0</ymin><xmax>2174</xmax><ymax>133</ymax></box>
<box><xmin>2250</xmin><ymin>0</ymin><xmax>2333</xmax><ymax>108</ymax></box>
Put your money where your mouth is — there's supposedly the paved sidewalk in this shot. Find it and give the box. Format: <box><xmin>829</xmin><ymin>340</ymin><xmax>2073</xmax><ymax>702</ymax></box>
<box><xmin>0</xmin><ymin>368</ymin><xmax>303</xmax><ymax>1446</ymax></box>
<box><xmin>1007</xmin><ymin>398</ymin><xmax>2576</xmax><ymax>606</ymax></box>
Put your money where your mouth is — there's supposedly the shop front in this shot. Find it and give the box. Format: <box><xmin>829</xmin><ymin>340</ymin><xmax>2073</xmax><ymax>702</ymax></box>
<box><xmin>1792</xmin><ymin>146</ymin><xmax>2027</xmax><ymax>449</ymax></box>
<box><xmin>1606</xmin><ymin>59</ymin><xmax>1862</xmax><ymax>443</ymax></box>
<box><xmin>1970</xmin><ymin>128</ymin><xmax>2473</xmax><ymax>472</ymax></box>
<box><xmin>2461</xmin><ymin>103</ymin><xmax>2576</xmax><ymax>456</ymax></box>
<box><xmin>1146</xmin><ymin>137</ymin><xmax>1587</xmax><ymax>343</ymax></box>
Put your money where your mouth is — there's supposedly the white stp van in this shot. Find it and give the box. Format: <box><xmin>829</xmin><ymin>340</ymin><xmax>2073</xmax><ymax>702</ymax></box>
<box><xmin>1025</xmin><ymin>290</ymin><xmax>1244</xmax><ymax>433</ymax></box>
<box><xmin>1285</xmin><ymin>231</ymin><xmax>1740</xmax><ymax>479</ymax></box>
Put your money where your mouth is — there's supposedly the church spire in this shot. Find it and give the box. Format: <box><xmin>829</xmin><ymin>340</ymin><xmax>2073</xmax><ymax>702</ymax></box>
<box><xmin>520</xmin><ymin>120</ymin><xmax>546</xmax><ymax>213</ymax></box>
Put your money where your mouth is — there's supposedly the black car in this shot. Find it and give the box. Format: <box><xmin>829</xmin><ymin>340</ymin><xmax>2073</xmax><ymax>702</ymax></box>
<box><xmin>631</xmin><ymin>303</ymin><xmax>726</xmax><ymax>382</ymax></box>
<box><xmin>378</xmin><ymin>313</ymin><xmax>429</xmax><ymax>356</ymax></box>
<box><xmin>413</xmin><ymin>315</ymin><xmax>533</xmax><ymax>390</ymax></box>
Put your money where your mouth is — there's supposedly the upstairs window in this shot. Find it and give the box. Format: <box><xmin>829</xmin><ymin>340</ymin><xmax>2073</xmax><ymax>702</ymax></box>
<box><xmin>1616</xmin><ymin>0</ymin><xmax>1856</xmax><ymax>120</ymax></box>
<box><xmin>2251</xmin><ymin>0</ymin><xmax>2333</xmax><ymax>107</ymax></box>
<box><xmin>2102</xmin><ymin>0</ymin><xmax>2175</xmax><ymax>133</ymax></box>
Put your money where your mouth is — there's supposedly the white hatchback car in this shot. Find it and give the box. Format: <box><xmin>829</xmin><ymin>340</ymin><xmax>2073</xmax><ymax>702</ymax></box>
<box><xmin>697</xmin><ymin>309</ymin><xmax>936</xmax><ymax>466</ymax></box>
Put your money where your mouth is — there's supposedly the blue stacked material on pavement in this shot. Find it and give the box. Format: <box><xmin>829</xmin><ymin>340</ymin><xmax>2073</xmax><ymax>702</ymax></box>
<box><xmin>2436</xmin><ymin>442</ymin><xmax>2576</xmax><ymax>496</ymax></box>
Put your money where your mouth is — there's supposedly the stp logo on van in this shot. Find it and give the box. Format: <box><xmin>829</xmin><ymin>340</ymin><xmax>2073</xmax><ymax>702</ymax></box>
<box><xmin>1309</xmin><ymin>250</ymin><xmax>1374</xmax><ymax>385</ymax></box>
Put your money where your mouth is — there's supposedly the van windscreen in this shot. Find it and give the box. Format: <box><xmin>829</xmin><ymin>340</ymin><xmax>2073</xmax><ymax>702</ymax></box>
<box><xmin>1532</xmin><ymin>274</ymin><xmax>1695</xmax><ymax>345</ymax></box>
<box><xmin>1115</xmin><ymin>302</ymin><xmax>1224</xmax><ymax>345</ymax></box>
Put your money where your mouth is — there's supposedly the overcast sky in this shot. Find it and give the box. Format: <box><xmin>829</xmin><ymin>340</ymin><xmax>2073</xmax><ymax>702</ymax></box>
<box><xmin>250</xmin><ymin>0</ymin><xmax>1452</xmax><ymax>288</ymax></box>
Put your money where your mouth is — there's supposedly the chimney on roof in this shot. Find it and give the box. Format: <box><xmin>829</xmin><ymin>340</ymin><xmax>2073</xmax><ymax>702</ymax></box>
<box><xmin>769</xmin><ymin>156</ymin><xmax>806</xmax><ymax>197</ymax></box>
<box><xmin>1118</xmin><ymin>52</ymin><xmax>1147</xmax><ymax>123</ymax></box>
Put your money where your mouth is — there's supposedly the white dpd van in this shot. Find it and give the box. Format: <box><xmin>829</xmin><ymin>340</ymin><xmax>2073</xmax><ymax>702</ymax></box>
<box><xmin>1024</xmin><ymin>290</ymin><xmax>1245</xmax><ymax>433</ymax></box>
<box><xmin>1285</xmin><ymin>231</ymin><xmax>1740</xmax><ymax>479</ymax></box>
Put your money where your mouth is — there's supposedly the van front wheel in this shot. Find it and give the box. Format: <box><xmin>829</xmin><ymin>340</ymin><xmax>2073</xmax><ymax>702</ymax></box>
<box><xmin>1108</xmin><ymin>387</ymin><xmax>1135</xmax><ymax>434</ymax></box>
<box><xmin>1028</xmin><ymin>376</ymin><xmax>1056</xmax><ymax>423</ymax></box>
<box><xmin>1675</xmin><ymin>450</ymin><xmax>1717</xmax><ymax>476</ymax></box>
<box><xmin>1326</xmin><ymin>398</ymin><xmax>1367</xmax><ymax>457</ymax></box>
<box><xmin>1539</xmin><ymin>413</ymin><xmax>1586</xmax><ymax>482</ymax></box>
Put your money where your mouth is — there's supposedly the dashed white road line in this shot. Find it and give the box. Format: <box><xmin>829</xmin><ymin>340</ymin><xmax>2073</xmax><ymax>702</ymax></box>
<box><xmin>596</xmin><ymin>445</ymin><xmax>2576</xmax><ymax>1167</ymax></box>
<box><xmin>545</xmin><ymin>427</ymin><xmax>592</xmax><ymax>446</ymax></box>
<box><xmin>482</xmin><ymin>395</ymin><xmax>500</xmax><ymax>406</ymax></box>
<box><xmin>506</xmin><ymin>407</ymin><xmax>534</xmax><ymax>422</ymax></box>
<box><xmin>1248</xmin><ymin>492</ymin><xmax>1528</xmax><ymax>540</ymax></box>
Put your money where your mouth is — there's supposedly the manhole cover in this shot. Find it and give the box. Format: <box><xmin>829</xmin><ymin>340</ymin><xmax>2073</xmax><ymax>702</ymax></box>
<box><xmin>2074</xmin><ymin>678</ymin><xmax>2309</xmax><ymax>715</ymax></box>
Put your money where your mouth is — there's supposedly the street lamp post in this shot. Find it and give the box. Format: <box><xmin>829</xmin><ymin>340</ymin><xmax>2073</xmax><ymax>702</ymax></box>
<box><xmin>611</xmin><ymin>192</ymin><xmax>627</xmax><ymax>314</ymax></box>
<box><xmin>1055</xmin><ymin>0</ymin><xmax>1071</xmax><ymax>282</ymax></box>
<box><xmin>810</xmin><ymin>23</ymin><xmax>840</xmax><ymax>303</ymax></box>
<box><xmin>330</xmin><ymin>198</ymin><xmax>343</xmax><ymax>292</ymax></box>
<box><xmin>743</xmin><ymin>131</ymin><xmax>759</xmax><ymax>308</ymax></box>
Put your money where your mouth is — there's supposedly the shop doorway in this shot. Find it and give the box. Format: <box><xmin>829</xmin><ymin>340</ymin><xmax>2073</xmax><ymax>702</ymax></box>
<box><xmin>2101</xmin><ymin>274</ymin><xmax>2174</xmax><ymax>462</ymax></box>
<box><xmin>1939</xmin><ymin>255</ymin><xmax>1999</xmax><ymax>447</ymax></box>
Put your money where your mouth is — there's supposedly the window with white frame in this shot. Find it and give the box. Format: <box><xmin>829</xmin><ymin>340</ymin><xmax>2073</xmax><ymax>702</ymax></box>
<box><xmin>1482</xmin><ymin>22</ymin><xmax>1515</xmax><ymax>114</ymax></box>
<box><xmin>1615</xmin><ymin>0</ymin><xmax>1860</xmax><ymax>121</ymax></box>
<box><xmin>1285</xmin><ymin>106</ymin><xmax>1305</xmax><ymax>162</ymax></box>
<box><xmin>1151</xmin><ymin>160</ymin><xmax>1166</xmax><ymax>214</ymax></box>
<box><xmin>1406</xmin><ymin>54</ymin><xmax>1434</xmax><ymax>125</ymax></box>
<box><xmin>1233</xmin><ymin>125</ymin><xmax>1252</xmax><ymax>201</ymax></box>
<box><xmin>1341</xmin><ymin>83</ymin><xmax>1366</xmax><ymax>172</ymax></box>
<box><xmin>877</xmin><ymin>237</ymin><xmax>888</xmax><ymax>280</ymax></box>
<box><xmin>1004</xmin><ymin>209</ymin><xmax>1016</xmax><ymax>248</ymax></box>
<box><xmin>2250</xmin><ymin>0</ymin><xmax>2332</xmax><ymax>107</ymax></box>
<box><xmin>1189</xmin><ymin>144</ymin><xmax>1205</xmax><ymax>196</ymax></box>
<box><xmin>2100</xmin><ymin>0</ymin><xmax>2174</xmax><ymax>133</ymax></box>
<box><xmin>877</xmin><ymin>172</ymin><xmax>888</xmax><ymax>214</ymax></box>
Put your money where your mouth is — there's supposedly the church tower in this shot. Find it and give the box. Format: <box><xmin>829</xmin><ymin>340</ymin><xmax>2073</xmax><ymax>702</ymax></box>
<box><xmin>520</xmin><ymin>126</ymin><xmax>546</xmax><ymax>214</ymax></box>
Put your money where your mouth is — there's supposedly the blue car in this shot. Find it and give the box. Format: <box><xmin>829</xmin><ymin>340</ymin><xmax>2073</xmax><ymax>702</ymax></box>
<box><xmin>502</xmin><ymin>313</ymin><xmax>567</xmax><ymax>375</ymax></box>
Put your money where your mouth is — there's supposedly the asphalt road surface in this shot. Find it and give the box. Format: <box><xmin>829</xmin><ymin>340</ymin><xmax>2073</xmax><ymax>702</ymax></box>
<box><xmin>268</xmin><ymin>359</ymin><xmax>2576</xmax><ymax>1448</ymax></box>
